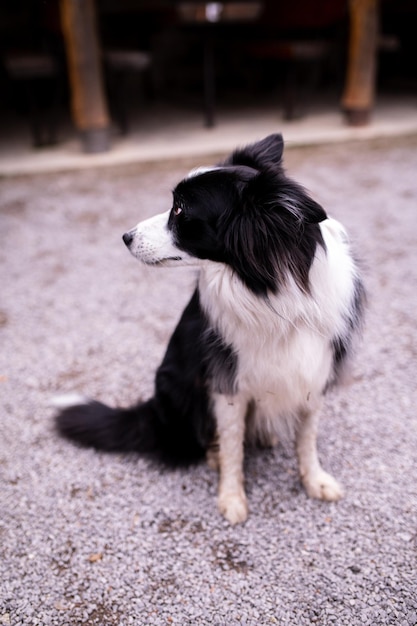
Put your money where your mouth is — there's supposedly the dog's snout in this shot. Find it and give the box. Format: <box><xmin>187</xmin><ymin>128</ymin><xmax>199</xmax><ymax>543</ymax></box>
<box><xmin>122</xmin><ymin>231</ymin><xmax>134</xmax><ymax>247</ymax></box>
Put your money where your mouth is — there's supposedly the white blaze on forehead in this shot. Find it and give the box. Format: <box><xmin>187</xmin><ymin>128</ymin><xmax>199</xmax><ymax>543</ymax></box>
<box><xmin>185</xmin><ymin>165</ymin><xmax>221</xmax><ymax>179</ymax></box>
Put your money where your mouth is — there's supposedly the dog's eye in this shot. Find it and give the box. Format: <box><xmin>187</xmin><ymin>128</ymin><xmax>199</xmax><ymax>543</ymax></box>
<box><xmin>173</xmin><ymin>206</ymin><xmax>182</xmax><ymax>216</ymax></box>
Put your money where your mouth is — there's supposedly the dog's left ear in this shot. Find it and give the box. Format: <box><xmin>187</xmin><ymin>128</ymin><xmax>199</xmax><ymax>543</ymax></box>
<box><xmin>226</xmin><ymin>134</ymin><xmax>284</xmax><ymax>170</ymax></box>
<box><xmin>239</xmin><ymin>168</ymin><xmax>327</xmax><ymax>224</ymax></box>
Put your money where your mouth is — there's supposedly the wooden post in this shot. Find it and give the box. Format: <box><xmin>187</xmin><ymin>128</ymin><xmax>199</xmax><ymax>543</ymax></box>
<box><xmin>341</xmin><ymin>0</ymin><xmax>379</xmax><ymax>126</ymax></box>
<box><xmin>60</xmin><ymin>0</ymin><xmax>110</xmax><ymax>152</ymax></box>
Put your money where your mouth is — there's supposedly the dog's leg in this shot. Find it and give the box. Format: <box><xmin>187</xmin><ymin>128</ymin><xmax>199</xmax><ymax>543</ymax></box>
<box><xmin>206</xmin><ymin>435</ymin><xmax>220</xmax><ymax>471</ymax></box>
<box><xmin>213</xmin><ymin>393</ymin><xmax>248</xmax><ymax>524</ymax></box>
<box><xmin>296</xmin><ymin>408</ymin><xmax>343</xmax><ymax>501</ymax></box>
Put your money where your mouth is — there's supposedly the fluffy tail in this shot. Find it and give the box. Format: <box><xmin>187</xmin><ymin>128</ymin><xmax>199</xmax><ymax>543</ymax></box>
<box><xmin>55</xmin><ymin>399</ymin><xmax>157</xmax><ymax>453</ymax></box>
<box><xmin>55</xmin><ymin>398</ymin><xmax>208</xmax><ymax>466</ymax></box>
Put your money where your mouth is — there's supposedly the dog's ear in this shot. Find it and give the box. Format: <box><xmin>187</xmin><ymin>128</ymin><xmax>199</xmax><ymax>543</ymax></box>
<box><xmin>225</xmin><ymin>134</ymin><xmax>284</xmax><ymax>170</ymax></box>
<box><xmin>240</xmin><ymin>169</ymin><xmax>327</xmax><ymax>224</ymax></box>
<box><xmin>229</xmin><ymin>136</ymin><xmax>326</xmax><ymax>225</ymax></box>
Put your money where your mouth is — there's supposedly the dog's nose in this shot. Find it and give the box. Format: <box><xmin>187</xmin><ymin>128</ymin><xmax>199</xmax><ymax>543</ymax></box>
<box><xmin>122</xmin><ymin>231</ymin><xmax>133</xmax><ymax>247</ymax></box>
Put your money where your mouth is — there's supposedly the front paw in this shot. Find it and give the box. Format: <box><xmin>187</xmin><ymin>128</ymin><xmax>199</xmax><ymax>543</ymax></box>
<box><xmin>218</xmin><ymin>491</ymin><xmax>248</xmax><ymax>525</ymax></box>
<box><xmin>302</xmin><ymin>469</ymin><xmax>343</xmax><ymax>501</ymax></box>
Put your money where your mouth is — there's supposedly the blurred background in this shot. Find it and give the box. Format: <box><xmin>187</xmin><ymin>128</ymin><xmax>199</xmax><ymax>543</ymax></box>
<box><xmin>0</xmin><ymin>0</ymin><xmax>416</xmax><ymax>170</ymax></box>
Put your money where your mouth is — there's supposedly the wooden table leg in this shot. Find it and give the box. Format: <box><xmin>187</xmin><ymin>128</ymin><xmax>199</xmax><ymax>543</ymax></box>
<box><xmin>341</xmin><ymin>0</ymin><xmax>379</xmax><ymax>126</ymax></box>
<box><xmin>60</xmin><ymin>0</ymin><xmax>110</xmax><ymax>152</ymax></box>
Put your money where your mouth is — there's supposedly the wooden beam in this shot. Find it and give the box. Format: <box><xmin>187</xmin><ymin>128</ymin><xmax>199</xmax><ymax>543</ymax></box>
<box><xmin>60</xmin><ymin>0</ymin><xmax>110</xmax><ymax>152</ymax></box>
<box><xmin>341</xmin><ymin>0</ymin><xmax>379</xmax><ymax>126</ymax></box>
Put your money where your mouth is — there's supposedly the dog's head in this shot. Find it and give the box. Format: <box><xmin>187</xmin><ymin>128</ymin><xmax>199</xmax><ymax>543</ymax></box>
<box><xmin>123</xmin><ymin>134</ymin><xmax>327</xmax><ymax>295</ymax></box>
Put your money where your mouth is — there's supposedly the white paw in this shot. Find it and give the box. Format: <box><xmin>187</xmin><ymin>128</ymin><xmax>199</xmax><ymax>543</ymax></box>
<box><xmin>302</xmin><ymin>469</ymin><xmax>343</xmax><ymax>501</ymax></box>
<box><xmin>218</xmin><ymin>491</ymin><xmax>248</xmax><ymax>525</ymax></box>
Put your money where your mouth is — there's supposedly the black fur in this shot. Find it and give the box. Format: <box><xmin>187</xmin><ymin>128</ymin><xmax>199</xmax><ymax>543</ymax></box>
<box><xmin>171</xmin><ymin>134</ymin><xmax>327</xmax><ymax>295</ymax></box>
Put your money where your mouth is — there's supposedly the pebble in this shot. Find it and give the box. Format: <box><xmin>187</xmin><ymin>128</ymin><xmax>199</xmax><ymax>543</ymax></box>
<box><xmin>1</xmin><ymin>139</ymin><xmax>417</xmax><ymax>626</ymax></box>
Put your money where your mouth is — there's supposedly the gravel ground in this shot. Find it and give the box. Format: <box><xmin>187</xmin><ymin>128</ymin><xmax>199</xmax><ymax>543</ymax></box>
<box><xmin>1</xmin><ymin>136</ymin><xmax>417</xmax><ymax>626</ymax></box>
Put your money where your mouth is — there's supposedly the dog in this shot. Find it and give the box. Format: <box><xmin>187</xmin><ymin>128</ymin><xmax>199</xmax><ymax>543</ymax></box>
<box><xmin>55</xmin><ymin>134</ymin><xmax>365</xmax><ymax>524</ymax></box>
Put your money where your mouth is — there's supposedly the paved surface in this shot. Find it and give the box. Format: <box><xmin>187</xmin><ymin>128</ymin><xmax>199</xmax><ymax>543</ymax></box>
<box><xmin>1</xmin><ymin>136</ymin><xmax>417</xmax><ymax>625</ymax></box>
<box><xmin>1</xmin><ymin>94</ymin><xmax>417</xmax><ymax>177</ymax></box>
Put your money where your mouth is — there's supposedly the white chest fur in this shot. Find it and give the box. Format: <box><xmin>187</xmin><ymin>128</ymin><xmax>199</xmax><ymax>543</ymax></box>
<box><xmin>198</xmin><ymin>218</ymin><xmax>357</xmax><ymax>439</ymax></box>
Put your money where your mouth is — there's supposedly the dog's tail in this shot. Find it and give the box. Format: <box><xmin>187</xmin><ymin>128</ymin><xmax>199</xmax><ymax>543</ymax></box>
<box><xmin>54</xmin><ymin>396</ymin><xmax>209</xmax><ymax>466</ymax></box>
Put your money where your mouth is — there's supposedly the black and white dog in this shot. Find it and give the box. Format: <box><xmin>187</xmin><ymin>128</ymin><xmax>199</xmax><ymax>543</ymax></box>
<box><xmin>56</xmin><ymin>134</ymin><xmax>365</xmax><ymax>524</ymax></box>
